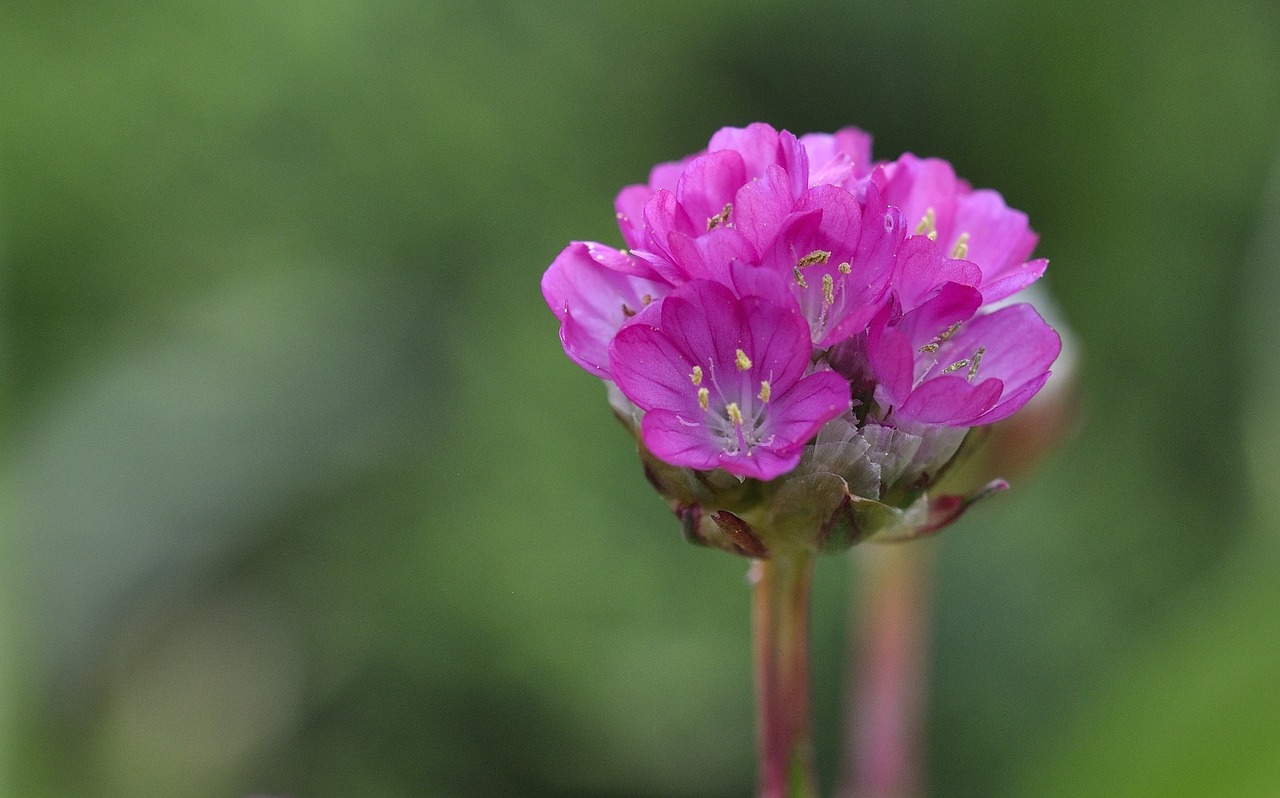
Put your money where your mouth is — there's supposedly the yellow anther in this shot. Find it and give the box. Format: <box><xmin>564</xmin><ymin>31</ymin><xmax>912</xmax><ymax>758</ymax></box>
<box><xmin>967</xmin><ymin>347</ymin><xmax>985</xmax><ymax>381</ymax></box>
<box><xmin>621</xmin><ymin>303</ymin><xmax>637</xmax><ymax>318</ymax></box>
<box><xmin>641</xmin><ymin>294</ymin><xmax>652</xmax><ymax>307</ymax></box>
<box><xmin>690</xmin><ymin>365</ymin><xmax>703</xmax><ymax>386</ymax></box>
<box><xmin>918</xmin><ymin>321</ymin><xmax>963</xmax><ymax>353</ymax></box>
<box><xmin>914</xmin><ymin>207</ymin><xmax>937</xmax><ymax>236</ymax></box>
<box><xmin>942</xmin><ymin>358</ymin><xmax>970</xmax><ymax>374</ymax></box>
<box><xmin>758</xmin><ymin>381</ymin><xmax>772</xmax><ymax>403</ymax></box>
<box><xmin>793</xmin><ymin>267</ymin><xmax>808</xmax><ymax>289</ymax></box>
<box><xmin>838</xmin><ymin>261</ymin><xmax>852</xmax><ymax>274</ymax></box>
<box><xmin>726</xmin><ymin>402</ymin><xmax>744</xmax><ymax>425</ymax></box>
<box><xmin>822</xmin><ymin>273</ymin><xmax>835</xmax><ymax>305</ymax></box>
<box><xmin>950</xmin><ymin>233</ymin><xmax>970</xmax><ymax>260</ymax></box>
<box><xmin>735</xmin><ymin>348</ymin><xmax>753</xmax><ymax>371</ymax></box>
<box><xmin>707</xmin><ymin>202</ymin><xmax>733</xmax><ymax>231</ymax></box>
<box><xmin>697</xmin><ymin>387</ymin><xmax>710</xmax><ymax>410</ymax></box>
<box><xmin>927</xmin><ymin>230</ymin><xmax>938</xmax><ymax>241</ymax></box>
<box><xmin>796</xmin><ymin>249</ymin><xmax>832</xmax><ymax>268</ymax></box>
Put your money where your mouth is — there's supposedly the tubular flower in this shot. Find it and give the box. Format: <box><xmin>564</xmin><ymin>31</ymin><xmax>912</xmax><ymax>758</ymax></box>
<box><xmin>543</xmin><ymin>124</ymin><xmax>1063</xmax><ymax>556</ymax></box>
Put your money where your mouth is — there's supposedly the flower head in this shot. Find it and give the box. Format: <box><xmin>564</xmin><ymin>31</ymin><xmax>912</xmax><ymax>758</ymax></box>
<box><xmin>543</xmin><ymin>124</ymin><xmax>1064</xmax><ymax>555</ymax></box>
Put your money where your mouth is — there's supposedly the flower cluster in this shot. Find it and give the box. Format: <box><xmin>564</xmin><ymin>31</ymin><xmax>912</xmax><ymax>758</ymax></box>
<box><xmin>543</xmin><ymin>124</ymin><xmax>1061</xmax><ymax>555</ymax></box>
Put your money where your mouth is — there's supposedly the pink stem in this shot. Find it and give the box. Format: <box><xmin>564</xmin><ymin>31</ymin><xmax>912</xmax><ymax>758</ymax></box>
<box><xmin>752</xmin><ymin>552</ymin><xmax>819</xmax><ymax>798</ymax></box>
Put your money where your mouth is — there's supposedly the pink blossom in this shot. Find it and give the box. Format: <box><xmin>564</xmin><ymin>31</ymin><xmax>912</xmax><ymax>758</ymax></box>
<box><xmin>876</xmin><ymin>153</ymin><xmax>1046</xmax><ymax>302</ymax></box>
<box><xmin>609</xmin><ymin>280</ymin><xmax>851</xmax><ymax>480</ymax></box>
<box><xmin>543</xmin><ymin>123</ymin><xmax>1062</xmax><ymax>494</ymax></box>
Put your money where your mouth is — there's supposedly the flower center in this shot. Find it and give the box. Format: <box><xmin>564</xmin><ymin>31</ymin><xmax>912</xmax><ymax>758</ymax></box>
<box><xmin>689</xmin><ymin>356</ymin><xmax>776</xmax><ymax>455</ymax></box>
<box><xmin>916</xmin><ymin>323</ymin><xmax>987</xmax><ymax>385</ymax></box>
<box><xmin>707</xmin><ymin>203</ymin><xmax>733</xmax><ymax>231</ymax></box>
<box><xmin>940</xmin><ymin>346</ymin><xmax>985</xmax><ymax>381</ymax></box>
<box><xmin>915</xmin><ymin>207</ymin><xmax>938</xmax><ymax>240</ymax></box>
<box><xmin>792</xmin><ymin>249</ymin><xmax>831</xmax><ymax>288</ymax></box>
<box><xmin>620</xmin><ymin>294</ymin><xmax>653</xmax><ymax>319</ymax></box>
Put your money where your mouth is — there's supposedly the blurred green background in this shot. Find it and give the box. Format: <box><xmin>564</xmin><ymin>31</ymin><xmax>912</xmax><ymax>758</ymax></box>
<box><xmin>4</xmin><ymin>0</ymin><xmax>1280</xmax><ymax>795</ymax></box>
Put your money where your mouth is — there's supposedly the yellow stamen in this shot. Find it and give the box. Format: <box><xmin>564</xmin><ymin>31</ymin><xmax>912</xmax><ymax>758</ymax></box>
<box><xmin>967</xmin><ymin>347</ymin><xmax>985</xmax><ymax>381</ymax></box>
<box><xmin>950</xmin><ymin>233</ymin><xmax>970</xmax><ymax>260</ymax></box>
<box><xmin>942</xmin><ymin>359</ymin><xmax>970</xmax><ymax>374</ymax></box>
<box><xmin>822</xmin><ymin>273</ymin><xmax>835</xmax><ymax>305</ymax></box>
<box><xmin>690</xmin><ymin>365</ymin><xmax>703</xmax><ymax>386</ymax></box>
<box><xmin>641</xmin><ymin>294</ymin><xmax>653</xmax><ymax>307</ymax></box>
<box><xmin>726</xmin><ymin>402</ymin><xmax>744</xmax><ymax>425</ymax></box>
<box><xmin>838</xmin><ymin>261</ymin><xmax>852</xmax><ymax>274</ymax></box>
<box><xmin>914</xmin><ymin>207</ymin><xmax>937</xmax><ymax>236</ymax></box>
<box><xmin>796</xmin><ymin>249</ymin><xmax>831</xmax><ymax>269</ymax></box>
<box><xmin>707</xmin><ymin>202</ymin><xmax>733</xmax><ymax>231</ymax></box>
<box><xmin>793</xmin><ymin>267</ymin><xmax>808</xmax><ymax>289</ymax></box>
<box><xmin>758</xmin><ymin>381</ymin><xmax>771</xmax><ymax>403</ymax></box>
<box><xmin>918</xmin><ymin>321</ymin><xmax>963</xmax><ymax>353</ymax></box>
<box><xmin>698</xmin><ymin>387</ymin><xmax>710</xmax><ymax>410</ymax></box>
<box><xmin>735</xmin><ymin>348</ymin><xmax>753</xmax><ymax>371</ymax></box>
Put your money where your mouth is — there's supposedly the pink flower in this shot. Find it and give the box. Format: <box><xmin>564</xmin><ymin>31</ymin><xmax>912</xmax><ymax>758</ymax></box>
<box><xmin>744</xmin><ymin>181</ymin><xmax>903</xmax><ymax>347</ymax></box>
<box><xmin>609</xmin><ymin>280</ymin><xmax>851</xmax><ymax>480</ymax></box>
<box><xmin>868</xmin><ymin>299</ymin><xmax>1061</xmax><ymax>426</ymax></box>
<box><xmin>876</xmin><ymin>153</ymin><xmax>1047</xmax><ymax>302</ymax></box>
<box><xmin>866</xmin><ymin>235</ymin><xmax>1061</xmax><ymax>426</ymax></box>
<box><xmin>542</xmin><ymin>123</ymin><xmax>1063</xmax><ymax>547</ymax></box>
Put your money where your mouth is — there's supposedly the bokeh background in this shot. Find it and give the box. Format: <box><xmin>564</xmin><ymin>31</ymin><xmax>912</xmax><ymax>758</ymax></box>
<box><xmin>4</xmin><ymin>1</ymin><xmax>1280</xmax><ymax>795</ymax></box>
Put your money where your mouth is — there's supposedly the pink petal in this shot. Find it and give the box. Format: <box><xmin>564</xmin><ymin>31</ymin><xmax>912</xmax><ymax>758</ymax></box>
<box><xmin>979</xmin><ymin>258</ymin><xmax>1048</xmax><ymax>303</ymax></box>
<box><xmin>763</xmin><ymin>369</ymin><xmax>854</xmax><ymax>450</ymax></box>
<box><xmin>609</xmin><ymin>322</ymin><xmax>698</xmax><ymax>411</ymax></box>
<box><xmin>709</xmin><ymin>122</ymin><xmax>783</xmax><ymax>178</ymax></box>
<box><xmin>676</xmin><ymin>149</ymin><xmax>747</xmax><ymax>229</ymax></box>
<box><xmin>734</xmin><ymin>164</ymin><xmax>798</xmax><ymax>254</ymax></box>
<box><xmin>542</xmin><ymin>242</ymin><xmax>670</xmax><ymax>376</ymax></box>
<box><xmin>952</xmin><ymin>188</ymin><xmax>1038</xmax><ymax>276</ymax></box>
<box><xmin>641</xmin><ymin>409</ymin><xmax>725</xmax><ymax>472</ymax></box>
<box><xmin>897</xmin><ymin>375</ymin><xmax>1003</xmax><ymax>425</ymax></box>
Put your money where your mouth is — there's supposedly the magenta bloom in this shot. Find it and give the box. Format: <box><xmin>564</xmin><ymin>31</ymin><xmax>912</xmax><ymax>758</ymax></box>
<box><xmin>741</xmin><ymin>180</ymin><xmax>902</xmax><ymax>346</ymax></box>
<box><xmin>876</xmin><ymin>153</ymin><xmax>1047</xmax><ymax>302</ymax></box>
<box><xmin>866</xmin><ymin>235</ymin><xmax>1061</xmax><ymax>426</ymax></box>
<box><xmin>609</xmin><ymin>280</ymin><xmax>851</xmax><ymax>480</ymax></box>
<box><xmin>869</xmin><ymin>299</ymin><xmax>1061</xmax><ymax>426</ymax></box>
<box><xmin>542</xmin><ymin>123</ymin><xmax>1063</xmax><ymax>548</ymax></box>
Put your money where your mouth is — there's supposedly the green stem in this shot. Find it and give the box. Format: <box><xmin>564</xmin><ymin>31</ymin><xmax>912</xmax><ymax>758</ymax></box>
<box><xmin>753</xmin><ymin>551</ymin><xmax>819</xmax><ymax>798</ymax></box>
